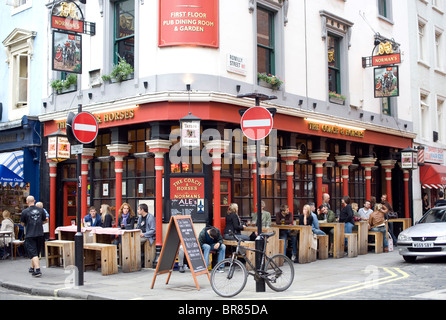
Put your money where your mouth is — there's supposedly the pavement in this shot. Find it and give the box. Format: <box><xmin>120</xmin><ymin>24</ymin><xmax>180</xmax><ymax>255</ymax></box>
<box><xmin>0</xmin><ymin>249</ymin><xmax>407</xmax><ymax>301</ymax></box>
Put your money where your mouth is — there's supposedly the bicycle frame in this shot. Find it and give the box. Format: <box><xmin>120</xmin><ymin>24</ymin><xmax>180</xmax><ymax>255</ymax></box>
<box><xmin>230</xmin><ymin>234</ymin><xmax>271</xmax><ymax>278</ymax></box>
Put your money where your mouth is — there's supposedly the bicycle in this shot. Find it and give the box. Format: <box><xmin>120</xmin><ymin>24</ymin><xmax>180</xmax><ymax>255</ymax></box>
<box><xmin>210</xmin><ymin>231</ymin><xmax>294</xmax><ymax>297</ymax></box>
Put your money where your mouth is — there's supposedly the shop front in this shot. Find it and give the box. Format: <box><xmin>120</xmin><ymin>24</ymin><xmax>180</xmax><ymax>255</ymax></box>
<box><xmin>0</xmin><ymin>116</ymin><xmax>41</xmax><ymax>220</ymax></box>
<box><xmin>41</xmin><ymin>100</ymin><xmax>414</xmax><ymax>240</ymax></box>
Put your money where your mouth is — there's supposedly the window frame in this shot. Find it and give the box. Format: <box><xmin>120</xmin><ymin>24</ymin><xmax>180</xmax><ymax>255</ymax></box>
<box><xmin>256</xmin><ymin>5</ymin><xmax>276</xmax><ymax>76</ymax></box>
<box><xmin>113</xmin><ymin>0</ymin><xmax>135</xmax><ymax>67</ymax></box>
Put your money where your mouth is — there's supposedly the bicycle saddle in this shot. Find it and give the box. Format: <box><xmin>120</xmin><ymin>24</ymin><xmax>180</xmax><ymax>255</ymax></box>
<box><xmin>259</xmin><ymin>231</ymin><xmax>276</xmax><ymax>238</ymax></box>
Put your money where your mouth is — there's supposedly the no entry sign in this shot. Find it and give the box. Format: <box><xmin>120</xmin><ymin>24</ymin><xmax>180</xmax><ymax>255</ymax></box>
<box><xmin>241</xmin><ymin>106</ymin><xmax>274</xmax><ymax>141</ymax></box>
<box><xmin>72</xmin><ymin>112</ymin><xmax>98</xmax><ymax>144</ymax></box>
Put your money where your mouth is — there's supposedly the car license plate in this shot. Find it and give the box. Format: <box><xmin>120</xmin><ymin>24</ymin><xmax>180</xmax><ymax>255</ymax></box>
<box><xmin>412</xmin><ymin>242</ymin><xmax>434</xmax><ymax>248</ymax></box>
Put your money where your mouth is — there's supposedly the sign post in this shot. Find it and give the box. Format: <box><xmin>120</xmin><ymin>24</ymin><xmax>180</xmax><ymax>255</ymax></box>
<box><xmin>238</xmin><ymin>93</ymin><xmax>276</xmax><ymax>293</ymax></box>
<box><xmin>67</xmin><ymin>106</ymin><xmax>99</xmax><ymax>286</ymax></box>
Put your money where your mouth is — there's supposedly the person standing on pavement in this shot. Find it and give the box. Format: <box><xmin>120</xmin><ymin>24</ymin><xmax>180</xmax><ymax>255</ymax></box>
<box><xmin>20</xmin><ymin>196</ymin><xmax>47</xmax><ymax>277</ymax></box>
<box><xmin>434</xmin><ymin>190</ymin><xmax>446</xmax><ymax>207</ymax></box>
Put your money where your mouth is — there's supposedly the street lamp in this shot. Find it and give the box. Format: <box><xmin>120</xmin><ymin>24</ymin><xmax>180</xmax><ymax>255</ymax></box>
<box><xmin>401</xmin><ymin>147</ymin><xmax>418</xmax><ymax>170</ymax></box>
<box><xmin>47</xmin><ymin>129</ymin><xmax>70</xmax><ymax>162</ymax></box>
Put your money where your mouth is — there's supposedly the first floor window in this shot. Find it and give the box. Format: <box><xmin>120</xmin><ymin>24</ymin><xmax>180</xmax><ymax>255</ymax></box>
<box><xmin>114</xmin><ymin>0</ymin><xmax>135</xmax><ymax>67</ymax></box>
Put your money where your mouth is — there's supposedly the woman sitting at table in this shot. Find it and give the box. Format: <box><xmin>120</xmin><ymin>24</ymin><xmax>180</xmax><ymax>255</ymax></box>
<box><xmin>340</xmin><ymin>195</ymin><xmax>355</xmax><ymax>248</ymax></box>
<box><xmin>223</xmin><ymin>203</ymin><xmax>251</xmax><ymax>241</ymax></box>
<box><xmin>100</xmin><ymin>204</ymin><xmax>113</xmax><ymax>228</ymax></box>
<box><xmin>0</xmin><ymin>210</ymin><xmax>14</xmax><ymax>258</ymax></box>
<box><xmin>298</xmin><ymin>204</ymin><xmax>313</xmax><ymax>227</ymax></box>
<box><xmin>117</xmin><ymin>203</ymin><xmax>137</xmax><ymax>230</ymax></box>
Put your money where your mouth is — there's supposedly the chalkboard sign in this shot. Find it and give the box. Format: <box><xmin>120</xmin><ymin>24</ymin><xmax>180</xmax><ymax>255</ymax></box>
<box><xmin>151</xmin><ymin>215</ymin><xmax>209</xmax><ymax>290</ymax></box>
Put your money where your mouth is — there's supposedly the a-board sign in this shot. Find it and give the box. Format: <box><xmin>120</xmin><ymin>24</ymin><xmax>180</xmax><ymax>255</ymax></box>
<box><xmin>151</xmin><ymin>215</ymin><xmax>209</xmax><ymax>290</ymax></box>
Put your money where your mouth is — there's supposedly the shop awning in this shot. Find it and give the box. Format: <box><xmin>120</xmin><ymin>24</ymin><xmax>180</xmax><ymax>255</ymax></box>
<box><xmin>0</xmin><ymin>151</ymin><xmax>25</xmax><ymax>187</ymax></box>
<box><xmin>420</xmin><ymin>163</ymin><xmax>446</xmax><ymax>189</ymax></box>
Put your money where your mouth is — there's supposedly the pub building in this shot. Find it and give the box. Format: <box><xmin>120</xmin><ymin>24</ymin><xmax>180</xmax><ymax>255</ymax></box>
<box><xmin>41</xmin><ymin>101</ymin><xmax>414</xmax><ymax>241</ymax></box>
<box><xmin>38</xmin><ymin>0</ymin><xmax>417</xmax><ymax>250</ymax></box>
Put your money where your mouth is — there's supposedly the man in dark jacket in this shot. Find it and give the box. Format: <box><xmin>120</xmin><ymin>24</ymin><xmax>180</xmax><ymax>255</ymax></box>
<box><xmin>434</xmin><ymin>191</ymin><xmax>446</xmax><ymax>207</ymax></box>
<box><xmin>198</xmin><ymin>226</ymin><xmax>226</xmax><ymax>271</ymax></box>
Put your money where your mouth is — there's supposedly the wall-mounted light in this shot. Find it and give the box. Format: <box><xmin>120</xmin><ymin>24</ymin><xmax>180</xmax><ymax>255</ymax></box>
<box><xmin>43</xmin><ymin>102</ymin><xmax>47</xmax><ymax>108</ymax></box>
<box><xmin>88</xmin><ymin>93</ymin><xmax>93</xmax><ymax>99</ymax></box>
<box><xmin>313</xmin><ymin>103</ymin><xmax>317</xmax><ymax>109</ymax></box>
<box><xmin>298</xmin><ymin>100</ymin><xmax>303</xmax><ymax>106</ymax></box>
<box><xmin>371</xmin><ymin>115</ymin><xmax>375</xmax><ymax>121</ymax></box>
<box><xmin>143</xmin><ymin>81</ymin><xmax>148</xmax><ymax>89</ymax></box>
<box><xmin>236</xmin><ymin>85</ymin><xmax>241</xmax><ymax>93</ymax></box>
<box><xmin>359</xmin><ymin>112</ymin><xmax>364</xmax><ymax>118</ymax></box>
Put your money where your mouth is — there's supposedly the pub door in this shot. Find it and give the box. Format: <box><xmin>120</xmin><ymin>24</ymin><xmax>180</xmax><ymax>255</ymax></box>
<box><xmin>63</xmin><ymin>182</ymin><xmax>77</xmax><ymax>226</ymax></box>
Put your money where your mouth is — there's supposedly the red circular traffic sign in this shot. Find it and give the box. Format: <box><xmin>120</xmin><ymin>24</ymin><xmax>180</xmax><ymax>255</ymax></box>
<box><xmin>240</xmin><ymin>106</ymin><xmax>274</xmax><ymax>140</ymax></box>
<box><xmin>72</xmin><ymin>112</ymin><xmax>99</xmax><ymax>144</ymax></box>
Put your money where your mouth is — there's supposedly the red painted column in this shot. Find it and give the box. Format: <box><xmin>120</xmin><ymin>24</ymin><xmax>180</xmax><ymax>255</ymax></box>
<box><xmin>146</xmin><ymin>140</ymin><xmax>172</xmax><ymax>248</ymax></box>
<box><xmin>380</xmin><ymin>160</ymin><xmax>396</xmax><ymax>207</ymax></box>
<box><xmin>309</xmin><ymin>153</ymin><xmax>330</xmax><ymax>207</ymax></box>
<box><xmin>403</xmin><ymin>169</ymin><xmax>410</xmax><ymax>219</ymax></box>
<box><xmin>205</xmin><ymin>140</ymin><xmax>230</xmax><ymax>233</ymax></box>
<box><xmin>81</xmin><ymin>148</ymin><xmax>96</xmax><ymax>221</ymax></box>
<box><xmin>48</xmin><ymin>161</ymin><xmax>57</xmax><ymax>240</ymax></box>
<box><xmin>336</xmin><ymin>155</ymin><xmax>355</xmax><ymax>197</ymax></box>
<box><xmin>279</xmin><ymin>149</ymin><xmax>301</xmax><ymax>211</ymax></box>
<box><xmin>107</xmin><ymin>144</ymin><xmax>132</xmax><ymax>225</ymax></box>
<box><xmin>359</xmin><ymin>157</ymin><xmax>377</xmax><ymax>202</ymax></box>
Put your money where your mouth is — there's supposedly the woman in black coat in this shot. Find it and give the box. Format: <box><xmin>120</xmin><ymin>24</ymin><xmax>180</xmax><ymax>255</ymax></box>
<box><xmin>340</xmin><ymin>196</ymin><xmax>355</xmax><ymax>246</ymax></box>
<box><xmin>223</xmin><ymin>203</ymin><xmax>251</xmax><ymax>241</ymax></box>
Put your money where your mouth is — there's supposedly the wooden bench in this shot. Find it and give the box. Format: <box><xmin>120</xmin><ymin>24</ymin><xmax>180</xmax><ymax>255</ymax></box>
<box><xmin>143</xmin><ymin>241</ymin><xmax>156</xmax><ymax>268</ymax></box>
<box><xmin>344</xmin><ymin>233</ymin><xmax>358</xmax><ymax>258</ymax></box>
<box><xmin>45</xmin><ymin>240</ymin><xmax>75</xmax><ymax>269</ymax></box>
<box><xmin>84</xmin><ymin>243</ymin><xmax>118</xmax><ymax>275</ymax></box>
<box><xmin>368</xmin><ymin>231</ymin><xmax>383</xmax><ymax>253</ymax></box>
<box><xmin>317</xmin><ymin>235</ymin><xmax>329</xmax><ymax>260</ymax></box>
<box><xmin>223</xmin><ymin>240</ymin><xmax>256</xmax><ymax>269</ymax></box>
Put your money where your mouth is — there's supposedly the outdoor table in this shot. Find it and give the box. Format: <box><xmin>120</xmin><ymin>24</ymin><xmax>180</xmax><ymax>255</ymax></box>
<box><xmin>242</xmin><ymin>226</ymin><xmax>281</xmax><ymax>258</ymax></box>
<box><xmin>90</xmin><ymin>228</ymin><xmax>141</xmax><ymax>273</ymax></box>
<box><xmin>270</xmin><ymin>224</ymin><xmax>314</xmax><ymax>264</ymax></box>
<box><xmin>55</xmin><ymin>226</ymin><xmax>141</xmax><ymax>273</ymax></box>
<box><xmin>0</xmin><ymin>231</ymin><xmax>14</xmax><ymax>259</ymax></box>
<box><xmin>354</xmin><ymin>221</ymin><xmax>368</xmax><ymax>255</ymax></box>
<box><xmin>319</xmin><ymin>222</ymin><xmax>345</xmax><ymax>258</ymax></box>
<box><xmin>389</xmin><ymin>218</ymin><xmax>412</xmax><ymax>232</ymax></box>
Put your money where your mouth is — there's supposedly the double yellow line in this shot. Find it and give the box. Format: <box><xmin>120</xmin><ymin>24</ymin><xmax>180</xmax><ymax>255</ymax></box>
<box><xmin>265</xmin><ymin>267</ymin><xmax>409</xmax><ymax>300</ymax></box>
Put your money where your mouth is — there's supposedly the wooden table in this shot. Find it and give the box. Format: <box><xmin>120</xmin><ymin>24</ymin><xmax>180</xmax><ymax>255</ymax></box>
<box><xmin>242</xmin><ymin>226</ymin><xmax>281</xmax><ymax>258</ymax></box>
<box><xmin>354</xmin><ymin>221</ymin><xmax>368</xmax><ymax>255</ymax></box>
<box><xmin>271</xmin><ymin>224</ymin><xmax>314</xmax><ymax>264</ymax></box>
<box><xmin>319</xmin><ymin>222</ymin><xmax>345</xmax><ymax>259</ymax></box>
<box><xmin>89</xmin><ymin>228</ymin><xmax>141</xmax><ymax>273</ymax></box>
<box><xmin>56</xmin><ymin>226</ymin><xmax>141</xmax><ymax>273</ymax></box>
<box><xmin>389</xmin><ymin>218</ymin><xmax>412</xmax><ymax>232</ymax></box>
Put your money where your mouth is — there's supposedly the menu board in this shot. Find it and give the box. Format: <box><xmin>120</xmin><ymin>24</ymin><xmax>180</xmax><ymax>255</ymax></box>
<box><xmin>170</xmin><ymin>177</ymin><xmax>206</xmax><ymax>219</ymax></box>
<box><xmin>151</xmin><ymin>215</ymin><xmax>209</xmax><ymax>290</ymax></box>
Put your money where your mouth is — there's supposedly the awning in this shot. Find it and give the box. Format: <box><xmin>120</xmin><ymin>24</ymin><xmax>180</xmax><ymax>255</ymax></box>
<box><xmin>420</xmin><ymin>163</ymin><xmax>446</xmax><ymax>190</ymax></box>
<box><xmin>0</xmin><ymin>151</ymin><xmax>25</xmax><ymax>187</ymax></box>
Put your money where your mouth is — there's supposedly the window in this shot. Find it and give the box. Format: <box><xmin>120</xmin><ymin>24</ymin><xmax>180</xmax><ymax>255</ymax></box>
<box><xmin>435</xmin><ymin>29</ymin><xmax>444</xmax><ymax>70</ymax></box>
<box><xmin>328</xmin><ymin>34</ymin><xmax>341</xmax><ymax>94</ymax></box>
<box><xmin>382</xmin><ymin>97</ymin><xmax>392</xmax><ymax>116</ymax></box>
<box><xmin>437</xmin><ymin>98</ymin><xmax>445</xmax><ymax>142</ymax></box>
<box><xmin>2</xmin><ymin>28</ymin><xmax>35</xmax><ymax>118</ymax></box>
<box><xmin>418</xmin><ymin>20</ymin><xmax>427</xmax><ymax>62</ymax></box>
<box><xmin>257</xmin><ymin>6</ymin><xmax>275</xmax><ymax>75</ymax></box>
<box><xmin>420</xmin><ymin>93</ymin><xmax>430</xmax><ymax>139</ymax></box>
<box><xmin>320</xmin><ymin>11</ymin><xmax>353</xmax><ymax>101</ymax></box>
<box><xmin>378</xmin><ymin>0</ymin><xmax>393</xmax><ymax>20</ymax></box>
<box><xmin>114</xmin><ymin>0</ymin><xmax>135</xmax><ymax>67</ymax></box>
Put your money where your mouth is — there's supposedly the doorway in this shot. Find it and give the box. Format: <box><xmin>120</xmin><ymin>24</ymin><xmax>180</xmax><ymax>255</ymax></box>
<box><xmin>63</xmin><ymin>182</ymin><xmax>77</xmax><ymax>226</ymax></box>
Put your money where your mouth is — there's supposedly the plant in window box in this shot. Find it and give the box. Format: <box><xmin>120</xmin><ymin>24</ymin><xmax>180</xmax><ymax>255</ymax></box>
<box><xmin>258</xmin><ymin>73</ymin><xmax>284</xmax><ymax>90</ymax></box>
<box><xmin>101</xmin><ymin>56</ymin><xmax>134</xmax><ymax>83</ymax></box>
<box><xmin>328</xmin><ymin>91</ymin><xmax>347</xmax><ymax>104</ymax></box>
<box><xmin>50</xmin><ymin>73</ymin><xmax>78</xmax><ymax>94</ymax></box>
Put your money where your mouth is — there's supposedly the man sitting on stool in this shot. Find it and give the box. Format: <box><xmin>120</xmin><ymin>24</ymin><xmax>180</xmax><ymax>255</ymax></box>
<box><xmin>198</xmin><ymin>226</ymin><xmax>226</xmax><ymax>272</ymax></box>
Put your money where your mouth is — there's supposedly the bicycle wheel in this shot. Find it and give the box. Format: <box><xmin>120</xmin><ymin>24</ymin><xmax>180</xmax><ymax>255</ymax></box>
<box><xmin>210</xmin><ymin>258</ymin><xmax>248</xmax><ymax>297</ymax></box>
<box><xmin>264</xmin><ymin>254</ymin><xmax>294</xmax><ymax>292</ymax></box>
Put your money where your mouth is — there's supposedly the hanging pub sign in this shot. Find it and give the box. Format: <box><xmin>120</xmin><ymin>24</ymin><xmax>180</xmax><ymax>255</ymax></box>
<box><xmin>52</xmin><ymin>30</ymin><xmax>82</xmax><ymax>74</ymax></box>
<box><xmin>374</xmin><ymin>66</ymin><xmax>399</xmax><ymax>98</ymax></box>
<box><xmin>159</xmin><ymin>0</ymin><xmax>219</xmax><ymax>48</ymax></box>
<box><xmin>372</xmin><ymin>41</ymin><xmax>401</xmax><ymax>66</ymax></box>
<box><xmin>51</xmin><ymin>0</ymin><xmax>95</xmax><ymax>35</ymax></box>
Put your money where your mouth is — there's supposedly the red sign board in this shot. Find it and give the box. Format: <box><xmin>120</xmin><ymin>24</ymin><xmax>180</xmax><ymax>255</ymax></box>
<box><xmin>372</xmin><ymin>53</ymin><xmax>401</xmax><ymax>66</ymax></box>
<box><xmin>72</xmin><ymin>112</ymin><xmax>99</xmax><ymax>144</ymax></box>
<box><xmin>159</xmin><ymin>0</ymin><xmax>219</xmax><ymax>48</ymax></box>
<box><xmin>241</xmin><ymin>107</ymin><xmax>274</xmax><ymax>141</ymax></box>
<box><xmin>51</xmin><ymin>16</ymin><xmax>84</xmax><ymax>33</ymax></box>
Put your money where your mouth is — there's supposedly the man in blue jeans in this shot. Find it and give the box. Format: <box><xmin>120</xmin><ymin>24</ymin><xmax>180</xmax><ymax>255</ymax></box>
<box><xmin>198</xmin><ymin>226</ymin><xmax>226</xmax><ymax>271</ymax></box>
